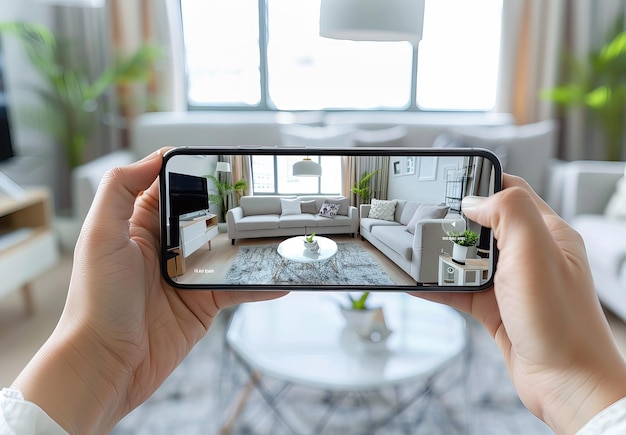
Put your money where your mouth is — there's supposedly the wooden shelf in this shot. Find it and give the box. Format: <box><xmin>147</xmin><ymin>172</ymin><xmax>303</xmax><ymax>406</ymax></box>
<box><xmin>0</xmin><ymin>189</ymin><xmax>59</xmax><ymax>314</ymax></box>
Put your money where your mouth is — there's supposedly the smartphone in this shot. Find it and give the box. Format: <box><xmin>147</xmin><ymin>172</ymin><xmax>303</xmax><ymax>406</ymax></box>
<box><xmin>159</xmin><ymin>147</ymin><xmax>501</xmax><ymax>291</ymax></box>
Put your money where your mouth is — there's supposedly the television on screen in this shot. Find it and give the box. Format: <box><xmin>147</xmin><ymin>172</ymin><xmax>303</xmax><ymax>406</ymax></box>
<box><xmin>168</xmin><ymin>172</ymin><xmax>209</xmax><ymax>220</ymax></box>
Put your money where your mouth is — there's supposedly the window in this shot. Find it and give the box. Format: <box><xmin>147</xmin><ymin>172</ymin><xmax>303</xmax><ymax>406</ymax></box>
<box><xmin>252</xmin><ymin>155</ymin><xmax>342</xmax><ymax>195</ymax></box>
<box><xmin>181</xmin><ymin>0</ymin><xmax>502</xmax><ymax>111</ymax></box>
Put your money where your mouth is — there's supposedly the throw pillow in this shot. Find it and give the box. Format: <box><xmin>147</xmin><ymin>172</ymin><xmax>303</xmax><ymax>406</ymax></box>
<box><xmin>280</xmin><ymin>198</ymin><xmax>301</xmax><ymax>216</ymax></box>
<box><xmin>405</xmin><ymin>204</ymin><xmax>450</xmax><ymax>235</ymax></box>
<box><xmin>319</xmin><ymin>202</ymin><xmax>341</xmax><ymax>218</ymax></box>
<box><xmin>605</xmin><ymin>166</ymin><xmax>626</xmax><ymax>219</ymax></box>
<box><xmin>326</xmin><ymin>197</ymin><xmax>349</xmax><ymax>215</ymax></box>
<box><xmin>300</xmin><ymin>200</ymin><xmax>318</xmax><ymax>214</ymax></box>
<box><xmin>368</xmin><ymin>199</ymin><xmax>397</xmax><ymax>221</ymax></box>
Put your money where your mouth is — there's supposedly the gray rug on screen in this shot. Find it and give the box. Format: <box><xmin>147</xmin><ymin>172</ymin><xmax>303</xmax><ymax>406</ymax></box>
<box><xmin>223</xmin><ymin>243</ymin><xmax>396</xmax><ymax>286</ymax></box>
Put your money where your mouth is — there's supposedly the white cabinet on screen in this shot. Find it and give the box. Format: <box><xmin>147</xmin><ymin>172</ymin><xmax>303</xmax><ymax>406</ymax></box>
<box><xmin>179</xmin><ymin>213</ymin><xmax>218</xmax><ymax>260</ymax></box>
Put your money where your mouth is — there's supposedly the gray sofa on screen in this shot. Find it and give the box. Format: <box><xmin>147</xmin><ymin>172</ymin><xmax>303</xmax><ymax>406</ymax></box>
<box><xmin>227</xmin><ymin>196</ymin><xmax>358</xmax><ymax>244</ymax></box>
<box><xmin>360</xmin><ymin>200</ymin><xmax>466</xmax><ymax>284</ymax></box>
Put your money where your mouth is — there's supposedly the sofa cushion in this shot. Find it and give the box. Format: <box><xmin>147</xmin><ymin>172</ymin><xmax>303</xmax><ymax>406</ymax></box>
<box><xmin>398</xmin><ymin>201</ymin><xmax>420</xmax><ymax>225</ymax></box>
<box><xmin>281</xmin><ymin>198</ymin><xmax>302</xmax><ymax>216</ymax></box>
<box><xmin>432</xmin><ymin>120</ymin><xmax>557</xmax><ymax>196</ymax></box>
<box><xmin>360</xmin><ymin>217</ymin><xmax>401</xmax><ymax>233</ymax></box>
<box><xmin>319</xmin><ymin>202</ymin><xmax>341</xmax><ymax>218</ymax></box>
<box><xmin>405</xmin><ymin>204</ymin><xmax>450</xmax><ymax>235</ymax></box>
<box><xmin>371</xmin><ymin>225</ymin><xmax>413</xmax><ymax>260</ymax></box>
<box><xmin>369</xmin><ymin>199</ymin><xmax>397</xmax><ymax>221</ymax></box>
<box><xmin>605</xmin><ymin>170</ymin><xmax>626</xmax><ymax>219</ymax></box>
<box><xmin>279</xmin><ymin>124</ymin><xmax>355</xmax><ymax>148</ymax></box>
<box><xmin>315</xmin><ymin>214</ymin><xmax>353</xmax><ymax>228</ymax></box>
<box><xmin>300</xmin><ymin>200</ymin><xmax>318</xmax><ymax>214</ymax></box>
<box><xmin>278</xmin><ymin>214</ymin><xmax>318</xmax><ymax>229</ymax></box>
<box><xmin>241</xmin><ymin>196</ymin><xmax>286</xmax><ymax>216</ymax></box>
<box><xmin>573</xmin><ymin>215</ymin><xmax>626</xmax><ymax>279</ymax></box>
<box><xmin>353</xmin><ymin>125</ymin><xmax>407</xmax><ymax>147</ymax></box>
<box><xmin>236</xmin><ymin>214</ymin><xmax>280</xmax><ymax>231</ymax></box>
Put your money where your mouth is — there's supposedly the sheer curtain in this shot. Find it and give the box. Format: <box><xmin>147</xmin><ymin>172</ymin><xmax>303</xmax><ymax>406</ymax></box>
<box><xmin>107</xmin><ymin>0</ymin><xmax>185</xmax><ymax>147</ymax></box>
<box><xmin>498</xmin><ymin>0</ymin><xmax>626</xmax><ymax>160</ymax></box>
<box><xmin>342</xmin><ymin>155</ymin><xmax>390</xmax><ymax>208</ymax></box>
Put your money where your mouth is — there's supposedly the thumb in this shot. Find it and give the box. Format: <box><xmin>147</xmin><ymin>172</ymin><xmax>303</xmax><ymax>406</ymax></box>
<box><xmin>78</xmin><ymin>149</ymin><xmax>165</xmax><ymax>249</ymax></box>
<box><xmin>461</xmin><ymin>187</ymin><xmax>552</xmax><ymax>257</ymax></box>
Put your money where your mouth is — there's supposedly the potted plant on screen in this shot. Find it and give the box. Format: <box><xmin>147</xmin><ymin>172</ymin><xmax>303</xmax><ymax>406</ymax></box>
<box><xmin>206</xmin><ymin>174</ymin><xmax>247</xmax><ymax>223</ymax></box>
<box><xmin>351</xmin><ymin>169</ymin><xmax>379</xmax><ymax>205</ymax></box>
<box><xmin>303</xmin><ymin>231</ymin><xmax>319</xmax><ymax>252</ymax></box>
<box><xmin>449</xmin><ymin>229</ymin><xmax>479</xmax><ymax>265</ymax></box>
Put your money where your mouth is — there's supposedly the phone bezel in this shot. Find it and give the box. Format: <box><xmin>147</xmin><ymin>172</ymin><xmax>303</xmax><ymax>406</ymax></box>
<box><xmin>159</xmin><ymin>146</ymin><xmax>501</xmax><ymax>292</ymax></box>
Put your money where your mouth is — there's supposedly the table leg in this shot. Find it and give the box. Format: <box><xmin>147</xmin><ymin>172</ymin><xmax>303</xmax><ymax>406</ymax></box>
<box><xmin>272</xmin><ymin>258</ymin><xmax>286</xmax><ymax>281</ymax></box>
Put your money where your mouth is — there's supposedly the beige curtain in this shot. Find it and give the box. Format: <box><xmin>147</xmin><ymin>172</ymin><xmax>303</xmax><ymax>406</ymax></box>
<box><xmin>107</xmin><ymin>0</ymin><xmax>185</xmax><ymax>147</ymax></box>
<box><xmin>499</xmin><ymin>0</ymin><xmax>626</xmax><ymax>160</ymax></box>
<box><xmin>497</xmin><ymin>0</ymin><xmax>564</xmax><ymax>126</ymax></box>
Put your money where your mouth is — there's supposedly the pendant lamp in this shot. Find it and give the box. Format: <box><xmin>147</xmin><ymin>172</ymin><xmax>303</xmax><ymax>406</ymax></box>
<box><xmin>293</xmin><ymin>157</ymin><xmax>322</xmax><ymax>177</ymax></box>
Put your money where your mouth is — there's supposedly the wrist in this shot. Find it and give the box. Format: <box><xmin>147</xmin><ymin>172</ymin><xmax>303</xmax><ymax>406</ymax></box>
<box><xmin>542</xmin><ymin>358</ymin><xmax>626</xmax><ymax>434</ymax></box>
<box><xmin>11</xmin><ymin>322</ymin><xmax>131</xmax><ymax>434</ymax></box>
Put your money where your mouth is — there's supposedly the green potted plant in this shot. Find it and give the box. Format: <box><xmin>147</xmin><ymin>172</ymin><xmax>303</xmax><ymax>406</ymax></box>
<box><xmin>0</xmin><ymin>22</ymin><xmax>161</xmax><ymax>169</ymax></box>
<box><xmin>206</xmin><ymin>174</ymin><xmax>247</xmax><ymax>223</ymax></box>
<box><xmin>340</xmin><ymin>292</ymin><xmax>391</xmax><ymax>346</ymax></box>
<box><xmin>351</xmin><ymin>169</ymin><xmax>379</xmax><ymax>205</ymax></box>
<box><xmin>541</xmin><ymin>27</ymin><xmax>626</xmax><ymax>161</ymax></box>
<box><xmin>340</xmin><ymin>291</ymin><xmax>374</xmax><ymax>332</ymax></box>
<box><xmin>448</xmin><ymin>229</ymin><xmax>479</xmax><ymax>264</ymax></box>
<box><xmin>303</xmin><ymin>231</ymin><xmax>318</xmax><ymax>252</ymax></box>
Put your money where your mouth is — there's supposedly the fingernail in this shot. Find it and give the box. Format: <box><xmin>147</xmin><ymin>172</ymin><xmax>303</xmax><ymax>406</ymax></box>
<box><xmin>138</xmin><ymin>150</ymin><xmax>162</xmax><ymax>163</ymax></box>
<box><xmin>461</xmin><ymin>196</ymin><xmax>486</xmax><ymax>210</ymax></box>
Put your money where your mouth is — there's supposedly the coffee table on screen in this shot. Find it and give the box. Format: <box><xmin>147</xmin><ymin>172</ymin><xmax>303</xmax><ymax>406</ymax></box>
<box><xmin>272</xmin><ymin>236</ymin><xmax>339</xmax><ymax>281</ymax></box>
<box><xmin>220</xmin><ymin>292</ymin><xmax>468</xmax><ymax>434</ymax></box>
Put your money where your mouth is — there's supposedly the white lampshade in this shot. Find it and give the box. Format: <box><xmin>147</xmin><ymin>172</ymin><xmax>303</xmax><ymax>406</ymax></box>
<box><xmin>319</xmin><ymin>0</ymin><xmax>425</xmax><ymax>44</ymax></box>
<box><xmin>215</xmin><ymin>161</ymin><xmax>231</xmax><ymax>173</ymax></box>
<box><xmin>31</xmin><ymin>0</ymin><xmax>105</xmax><ymax>6</ymax></box>
<box><xmin>293</xmin><ymin>157</ymin><xmax>322</xmax><ymax>177</ymax></box>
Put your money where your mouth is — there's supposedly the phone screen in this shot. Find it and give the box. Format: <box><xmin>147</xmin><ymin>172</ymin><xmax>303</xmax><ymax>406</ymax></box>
<box><xmin>160</xmin><ymin>147</ymin><xmax>501</xmax><ymax>291</ymax></box>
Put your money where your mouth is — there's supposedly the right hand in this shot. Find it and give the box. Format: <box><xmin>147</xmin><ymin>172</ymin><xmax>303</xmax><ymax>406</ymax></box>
<box><xmin>416</xmin><ymin>174</ymin><xmax>626</xmax><ymax>434</ymax></box>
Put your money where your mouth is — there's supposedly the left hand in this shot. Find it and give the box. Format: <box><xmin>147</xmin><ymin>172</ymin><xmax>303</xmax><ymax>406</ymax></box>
<box><xmin>12</xmin><ymin>149</ymin><xmax>287</xmax><ymax>434</ymax></box>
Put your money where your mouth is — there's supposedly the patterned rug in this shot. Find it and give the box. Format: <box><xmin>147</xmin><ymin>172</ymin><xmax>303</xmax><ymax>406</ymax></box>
<box><xmin>223</xmin><ymin>243</ymin><xmax>396</xmax><ymax>286</ymax></box>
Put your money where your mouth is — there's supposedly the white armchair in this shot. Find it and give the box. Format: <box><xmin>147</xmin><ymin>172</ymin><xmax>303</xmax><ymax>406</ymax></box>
<box><xmin>556</xmin><ymin>160</ymin><xmax>626</xmax><ymax>321</ymax></box>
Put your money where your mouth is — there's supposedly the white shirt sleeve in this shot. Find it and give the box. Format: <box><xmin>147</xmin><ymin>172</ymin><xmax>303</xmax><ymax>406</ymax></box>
<box><xmin>576</xmin><ymin>397</ymin><xmax>626</xmax><ymax>434</ymax></box>
<box><xmin>0</xmin><ymin>388</ymin><xmax>67</xmax><ymax>435</ymax></box>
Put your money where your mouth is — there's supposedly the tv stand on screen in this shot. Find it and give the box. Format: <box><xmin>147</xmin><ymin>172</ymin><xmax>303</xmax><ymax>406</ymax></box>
<box><xmin>170</xmin><ymin>212</ymin><xmax>218</xmax><ymax>276</ymax></box>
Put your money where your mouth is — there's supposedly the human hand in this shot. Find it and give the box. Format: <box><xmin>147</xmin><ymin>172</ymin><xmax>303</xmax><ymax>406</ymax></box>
<box><xmin>11</xmin><ymin>149</ymin><xmax>287</xmax><ymax>434</ymax></box>
<box><xmin>416</xmin><ymin>174</ymin><xmax>626</xmax><ymax>434</ymax></box>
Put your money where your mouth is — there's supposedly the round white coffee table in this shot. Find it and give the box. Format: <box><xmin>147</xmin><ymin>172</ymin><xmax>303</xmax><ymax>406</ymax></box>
<box><xmin>223</xmin><ymin>292</ymin><xmax>467</xmax><ymax>433</ymax></box>
<box><xmin>272</xmin><ymin>236</ymin><xmax>338</xmax><ymax>280</ymax></box>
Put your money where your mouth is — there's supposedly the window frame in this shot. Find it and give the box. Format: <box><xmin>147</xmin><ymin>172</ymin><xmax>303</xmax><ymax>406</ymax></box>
<box><xmin>251</xmin><ymin>154</ymin><xmax>342</xmax><ymax>196</ymax></box>
<box><xmin>181</xmin><ymin>0</ymin><xmax>497</xmax><ymax>113</ymax></box>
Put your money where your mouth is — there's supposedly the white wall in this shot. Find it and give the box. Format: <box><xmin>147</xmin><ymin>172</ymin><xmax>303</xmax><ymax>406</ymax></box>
<box><xmin>387</xmin><ymin>155</ymin><xmax>465</xmax><ymax>204</ymax></box>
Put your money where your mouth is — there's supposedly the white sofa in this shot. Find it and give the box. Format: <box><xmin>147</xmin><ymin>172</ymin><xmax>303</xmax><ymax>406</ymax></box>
<box><xmin>360</xmin><ymin>201</ymin><xmax>465</xmax><ymax>284</ymax></box>
<box><xmin>556</xmin><ymin>160</ymin><xmax>626</xmax><ymax>321</ymax></box>
<box><xmin>72</xmin><ymin>111</ymin><xmax>515</xmax><ymax>227</ymax></box>
<box><xmin>227</xmin><ymin>196</ymin><xmax>358</xmax><ymax>244</ymax></box>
